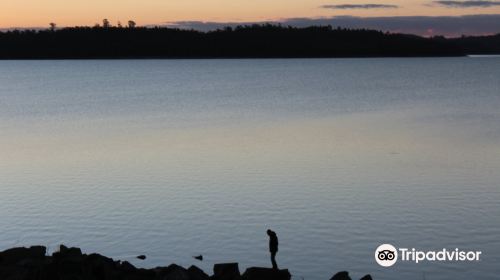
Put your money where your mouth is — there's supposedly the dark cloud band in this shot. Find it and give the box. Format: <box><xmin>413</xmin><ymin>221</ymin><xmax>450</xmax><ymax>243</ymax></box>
<box><xmin>321</xmin><ymin>4</ymin><xmax>398</xmax><ymax>9</ymax></box>
<box><xmin>434</xmin><ymin>1</ymin><xmax>500</xmax><ymax>7</ymax></box>
<box><xmin>165</xmin><ymin>14</ymin><xmax>500</xmax><ymax>37</ymax></box>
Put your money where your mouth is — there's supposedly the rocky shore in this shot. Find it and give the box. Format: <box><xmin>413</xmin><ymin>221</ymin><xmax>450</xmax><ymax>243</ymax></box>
<box><xmin>0</xmin><ymin>245</ymin><xmax>372</xmax><ymax>280</ymax></box>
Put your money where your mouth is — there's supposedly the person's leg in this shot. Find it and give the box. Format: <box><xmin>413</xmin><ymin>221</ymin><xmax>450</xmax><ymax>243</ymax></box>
<box><xmin>271</xmin><ymin>251</ymin><xmax>278</xmax><ymax>269</ymax></box>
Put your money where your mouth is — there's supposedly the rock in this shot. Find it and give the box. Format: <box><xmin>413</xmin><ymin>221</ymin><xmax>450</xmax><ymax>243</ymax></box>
<box><xmin>188</xmin><ymin>265</ymin><xmax>209</xmax><ymax>280</ymax></box>
<box><xmin>193</xmin><ymin>255</ymin><xmax>203</xmax><ymax>261</ymax></box>
<box><xmin>133</xmin><ymin>269</ymin><xmax>156</xmax><ymax>280</ymax></box>
<box><xmin>0</xmin><ymin>246</ymin><xmax>46</xmax><ymax>265</ymax></box>
<box><xmin>49</xmin><ymin>246</ymin><xmax>85</xmax><ymax>278</ymax></box>
<box><xmin>85</xmin><ymin>253</ymin><xmax>116</xmax><ymax>268</ymax></box>
<box><xmin>0</xmin><ymin>245</ymin><xmax>374</xmax><ymax>280</ymax></box>
<box><xmin>158</xmin><ymin>264</ymin><xmax>190</xmax><ymax>280</ymax></box>
<box><xmin>58</xmin><ymin>258</ymin><xmax>84</xmax><ymax>276</ymax></box>
<box><xmin>120</xmin><ymin>261</ymin><xmax>137</xmax><ymax>271</ymax></box>
<box><xmin>213</xmin><ymin>263</ymin><xmax>240</xmax><ymax>280</ymax></box>
<box><xmin>330</xmin><ymin>271</ymin><xmax>352</xmax><ymax>280</ymax></box>
<box><xmin>53</xmin><ymin>245</ymin><xmax>83</xmax><ymax>261</ymax></box>
<box><xmin>241</xmin><ymin>267</ymin><xmax>291</xmax><ymax>280</ymax></box>
<box><xmin>83</xmin><ymin>253</ymin><xmax>118</xmax><ymax>280</ymax></box>
<box><xmin>15</xmin><ymin>257</ymin><xmax>48</xmax><ymax>268</ymax></box>
<box><xmin>0</xmin><ymin>266</ymin><xmax>30</xmax><ymax>280</ymax></box>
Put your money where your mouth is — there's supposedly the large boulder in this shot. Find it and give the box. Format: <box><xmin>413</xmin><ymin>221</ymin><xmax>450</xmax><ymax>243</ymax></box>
<box><xmin>213</xmin><ymin>263</ymin><xmax>240</xmax><ymax>280</ymax></box>
<box><xmin>187</xmin><ymin>265</ymin><xmax>209</xmax><ymax>280</ymax></box>
<box><xmin>119</xmin><ymin>263</ymin><xmax>155</xmax><ymax>280</ymax></box>
<box><xmin>50</xmin><ymin>247</ymin><xmax>85</xmax><ymax>278</ymax></box>
<box><xmin>53</xmin><ymin>245</ymin><xmax>84</xmax><ymax>262</ymax></box>
<box><xmin>120</xmin><ymin>261</ymin><xmax>137</xmax><ymax>272</ymax></box>
<box><xmin>132</xmin><ymin>268</ymin><xmax>156</xmax><ymax>280</ymax></box>
<box><xmin>84</xmin><ymin>253</ymin><xmax>116</xmax><ymax>268</ymax></box>
<box><xmin>359</xmin><ymin>275</ymin><xmax>373</xmax><ymax>280</ymax></box>
<box><xmin>330</xmin><ymin>271</ymin><xmax>352</xmax><ymax>280</ymax></box>
<box><xmin>157</xmin><ymin>264</ymin><xmax>190</xmax><ymax>280</ymax></box>
<box><xmin>58</xmin><ymin>245</ymin><xmax>82</xmax><ymax>255</ymax></box>
<box><xmin>0</xmin><ymin>267</ymin><xmax>30</xmax><ymax>280</ymax></box>
<box><xmin>83</xmin><ymin>253</ymin><xmax>118</xmax><ymax>280</ymax></box>
<box><xmin>241</xmin><ymin>267</ymin><xmax>291</xmax><ymax>280</ymax></box>
<box><xmin>0</xmin><ymin>246</ymin><xmax>46</xmax><ymax>265</ymax></box>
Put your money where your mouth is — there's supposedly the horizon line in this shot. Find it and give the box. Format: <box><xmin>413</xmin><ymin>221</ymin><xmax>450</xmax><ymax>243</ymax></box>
<box><xmin>2</xmin><ymin>13</ymin><xmax>500</xmax><ymax>37</ymax></box>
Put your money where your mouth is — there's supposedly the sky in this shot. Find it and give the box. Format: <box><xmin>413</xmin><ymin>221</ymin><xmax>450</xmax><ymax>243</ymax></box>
<box><xmin>1</xmin><ymin>0</ymin><xmax>500</xmax><ymax>35</ymax></box>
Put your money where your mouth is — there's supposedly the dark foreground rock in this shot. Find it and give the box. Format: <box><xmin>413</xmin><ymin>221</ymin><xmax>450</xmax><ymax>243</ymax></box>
<box><xmin>0</xmin><ymin>245</ymin><xmax>370</xmax><ymax>280</ymax></box>
<box><xmin>242</xmin><ymin>267</ymin><xmax>291</xmax><ymax>280</ymax></box>
<box><xmin>213</xmin><ymin>263</ymin><xmax>240</xmax><ymax>280</ymax></box>
<box><xmin>330</xmin><ymin>271</ymin><xmax>352</xmax><ymax>280</ymax></box>
<box><xmin>330</xmin><ymin>271</ymin><xmax>373</xmax><ymax>280</ymax></box>
<box><xmin>0</xmin><ymin>246</ymin><xmax>46</xmax><ymax>264</ymax></box>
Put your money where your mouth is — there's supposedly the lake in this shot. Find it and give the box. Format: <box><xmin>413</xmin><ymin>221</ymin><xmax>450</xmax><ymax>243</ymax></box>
<box><xmin>0</xmin><ymin>58</ymin><xmax>499</xmax><ymax>280</ymax></box>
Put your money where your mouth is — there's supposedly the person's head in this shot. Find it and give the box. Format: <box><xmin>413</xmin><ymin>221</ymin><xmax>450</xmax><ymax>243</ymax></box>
<box><xmin>267</xmin><ymin>229</ymin><xmax>273</xmax><ymax>236</ymax></box>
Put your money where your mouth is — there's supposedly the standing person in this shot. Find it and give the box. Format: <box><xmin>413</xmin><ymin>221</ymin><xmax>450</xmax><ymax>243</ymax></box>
<box><xmin>267</xmin><ymin>229</ymin><xmax>279</xmax><ymax>269</ymax></box>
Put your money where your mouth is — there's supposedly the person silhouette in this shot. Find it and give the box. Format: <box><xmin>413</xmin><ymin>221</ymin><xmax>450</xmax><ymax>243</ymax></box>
<box><xmin>267</xmin><ymin>229</ymin><xmax>279</xmax><ymax>269</ymax></box>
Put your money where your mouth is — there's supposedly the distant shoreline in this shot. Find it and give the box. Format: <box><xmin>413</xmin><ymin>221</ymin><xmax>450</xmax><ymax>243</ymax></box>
<box><xmin>467</xmin><ymin>54</ymin><xmax>500</xmax><ymax>57</ymax></box>
<box><xmin>0</xmin><ymin>55</ymin><xmax>473</xmax><ymax>60</ymax></box>
<box><xmin>1</xmin><ymin>25</ymin><xmax>498</xmax><ymax>59</ymax></box>
<box><xmin>2</xmin><ymin>54</ymin><xmax>500</xmax><ymax>60</ymax></box>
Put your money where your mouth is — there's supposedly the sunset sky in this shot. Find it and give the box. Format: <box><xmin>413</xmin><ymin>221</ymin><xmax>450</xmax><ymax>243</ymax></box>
<box><xmin>2</xmin><ymin>0</ymin><xmax>500</xmax><ymax>35</ymax></box>
<box><xmin>2</xmin><ymin>0</ymin><xmax>500</xmax><ymax>27</ymax></box>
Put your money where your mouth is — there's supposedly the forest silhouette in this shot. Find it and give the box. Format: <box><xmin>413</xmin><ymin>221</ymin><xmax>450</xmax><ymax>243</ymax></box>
<box><xmin>0</xmin><ymin>22</ymin><xmax>498</xmax><ymax>58</ymax></box>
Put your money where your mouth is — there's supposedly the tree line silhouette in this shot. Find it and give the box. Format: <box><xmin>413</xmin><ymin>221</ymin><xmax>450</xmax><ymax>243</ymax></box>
<box><xmin>0</xmin><ymin>21</ymin><xmax>498</xmax><ymax>58</ymax></box>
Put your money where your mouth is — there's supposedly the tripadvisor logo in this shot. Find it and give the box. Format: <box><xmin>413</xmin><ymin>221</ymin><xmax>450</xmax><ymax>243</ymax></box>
<box><xmin>375</xmin><ymin>244</ymin><xmax>398</xmax><ymax>267</ymax></box>
<box><xmin>375</xmin><ymin>244</ymin><xmax>482</xmax><ymax>267</ymax></box>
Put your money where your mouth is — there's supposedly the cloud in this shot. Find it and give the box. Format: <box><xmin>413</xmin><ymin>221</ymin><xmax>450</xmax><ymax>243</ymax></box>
<box><xmin>164</xmin><ymin>14</ymin><xmax>500</xmax><ymax>37</ymax></box>
<box><xmin>433</xmin><ymin>0</ymin><xmax>500</xmax><ymax>7</ymax></box>
<box><xmin>320</xmin><ymin>4</ymin><xmax>398</xmax><ymax>9</ymax></box>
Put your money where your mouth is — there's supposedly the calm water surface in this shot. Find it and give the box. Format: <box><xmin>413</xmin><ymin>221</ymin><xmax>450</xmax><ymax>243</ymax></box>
<box><xmin>1</xmin><ymin>58</ymin><xmax>499</xmax><ymax>280</ymax></box>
